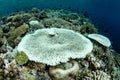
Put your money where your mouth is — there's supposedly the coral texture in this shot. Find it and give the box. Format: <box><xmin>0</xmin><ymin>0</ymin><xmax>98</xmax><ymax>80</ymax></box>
<box><xmin>88</xmin><ymin>33</ymin><xmax>111</xmax><ymax>47</ymax></box>
<box><xmin>14</xmin><ymin>51</ymin><xmax>28</xmax><ymax>65</ymax></box>
<box><xmin>17</xmin><ymin>28</ymin><xmax>93</xmax><ymax>65</ymax></box>
<box><xmin>83</xmin><ymin>70</ymin><xmax>111</xmax><ymax>80</ymax></box>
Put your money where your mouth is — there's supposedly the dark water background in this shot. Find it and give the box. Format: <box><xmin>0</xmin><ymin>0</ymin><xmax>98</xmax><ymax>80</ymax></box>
<box><xmin>0</xmin><ymin>0</ymin><xmax>120</xmax><ymax>53</ymax></box>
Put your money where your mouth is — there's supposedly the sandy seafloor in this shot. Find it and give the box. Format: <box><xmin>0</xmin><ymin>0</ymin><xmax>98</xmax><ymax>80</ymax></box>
<box><xmin>0</xmin><ymin>8</ymin><xmax>120</xmax><ymax>80</ymax></box>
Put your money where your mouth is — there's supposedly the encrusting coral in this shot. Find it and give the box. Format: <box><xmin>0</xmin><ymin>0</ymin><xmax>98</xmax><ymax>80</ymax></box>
<box><xmin>14</xmin><ymin>51</ymin><xmax>28</xmax><ymax>65</ymax></box>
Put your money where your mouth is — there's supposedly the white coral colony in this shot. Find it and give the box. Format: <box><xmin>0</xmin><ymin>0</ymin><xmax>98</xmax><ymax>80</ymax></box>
<box><xmin>88</xmin><ymin>33</ymin><xmax>111</xmax><ymax>47</ymax></box>
<box><xmin>17</xmin><ymin>28</ymin><xmax>93</xmax><ymax>66</ymax></box>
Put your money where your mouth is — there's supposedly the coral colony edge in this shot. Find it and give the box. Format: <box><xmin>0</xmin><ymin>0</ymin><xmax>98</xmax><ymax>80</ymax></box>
<box><xmin>0</xmin><ymin>8</ymin><xmax>120</xmax><ymax>80</ymax></box>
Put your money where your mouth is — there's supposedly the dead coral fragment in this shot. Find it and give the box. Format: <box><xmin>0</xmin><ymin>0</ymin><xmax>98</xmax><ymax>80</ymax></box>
<box><xmin>83</xmin><ymin>70</ymin><xmax>111</xmax><ymax>80</ymax></box>
<box><xmin>14</xmin><ymin>51</ymin><xmax>28</xmax><ymax>65</ymax></box>
<box><xmin>49</xmin><ymin>60</ymin><xmax>79</xmax><ymax>79</ymax></box>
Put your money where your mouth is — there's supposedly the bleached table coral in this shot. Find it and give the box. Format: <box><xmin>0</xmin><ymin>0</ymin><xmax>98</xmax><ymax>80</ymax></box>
<box><xmin>17</xmin><ymin>28</ymin><xmax>93</xmax><ymax>66</ymax></box>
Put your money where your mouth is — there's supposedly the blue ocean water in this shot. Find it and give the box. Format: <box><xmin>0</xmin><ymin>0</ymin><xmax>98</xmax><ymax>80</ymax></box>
<box><xmin>0</xmin><ymin>0</ymin><xmax>120</xmax><ymax>53</ymax></box>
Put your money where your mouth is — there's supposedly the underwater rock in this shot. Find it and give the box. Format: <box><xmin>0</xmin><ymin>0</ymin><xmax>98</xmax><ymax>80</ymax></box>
<box><xmin>17</xmin><ymin>28</ymin><xmax>93</xmax><ymax>65</ymax></box>
<box><xmin>49</xmin><ymin>60</ymin><xmax>79</xmax><ymax>79</ymax></box>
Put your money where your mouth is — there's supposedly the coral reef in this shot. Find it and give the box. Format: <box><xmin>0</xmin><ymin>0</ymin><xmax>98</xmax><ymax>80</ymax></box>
<box><xmin>0</xmin><ymin>8</ymin><xmax>119</xmax><ymax>80</ymax></box>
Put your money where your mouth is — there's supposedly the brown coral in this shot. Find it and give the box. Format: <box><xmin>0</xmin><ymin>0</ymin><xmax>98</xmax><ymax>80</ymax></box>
<box><xmin>26</xmin><ymin>61</ymin><xmax>46</xmax><ymax>71</ymax></box>
<box><xmin>80</xmin><ymin>22</ymin><xmax>97</xmax><ymax>34</ymax></box>
<box><xmin>7</xmin><ymin>24</ymin><xmax>29</xmax><ymax>47</ymax></box>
